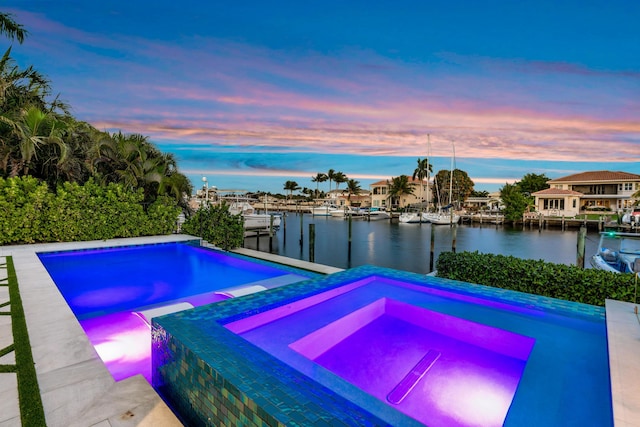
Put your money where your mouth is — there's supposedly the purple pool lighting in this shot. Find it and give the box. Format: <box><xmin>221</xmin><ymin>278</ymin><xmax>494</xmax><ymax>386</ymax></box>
<box><xmin>290</xmin><ymin>298</ymin><xmax>534</xmax><ymax>425</ymax></box>
<box><xmin>226</xmin><ymin>277</ymin><xmax>537</xmax><ymax>426</ymax></box>
<box><xmin>38</xmin><ymin>242</ymin><xmax>315</xmax><ymax>383</ymax></box>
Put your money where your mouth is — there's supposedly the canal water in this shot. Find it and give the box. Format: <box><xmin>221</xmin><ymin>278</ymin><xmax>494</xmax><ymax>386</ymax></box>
<box><xmin>244</xmin><ymin>214</ymin><xmax>602</xmax><ymax>275</ymax></box>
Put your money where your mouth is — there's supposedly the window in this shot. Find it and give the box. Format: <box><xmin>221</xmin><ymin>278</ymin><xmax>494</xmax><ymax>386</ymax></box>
<box><xmin>543</xmin><ymin>199</ymin><xmax>565</xmax><ymax>210</ymax></box>
<box><xmin>624</xmin><ymin>183</ymin><xmax>633</xmax><ymax>191</ymax></box>
<box><xmin>572</xmin><ymin>199</ymin><xmax>576</xmax><ymax>208</ymax></box>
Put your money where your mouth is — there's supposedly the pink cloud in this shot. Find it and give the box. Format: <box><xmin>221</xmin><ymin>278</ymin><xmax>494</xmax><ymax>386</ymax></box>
<box><xmin>10</xmin><ymin>9</ymin><xmax>639</xmax><ymax>167</ymax></box>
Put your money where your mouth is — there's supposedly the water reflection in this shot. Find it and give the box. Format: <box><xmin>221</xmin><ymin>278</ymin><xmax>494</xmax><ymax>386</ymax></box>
<box><xmin>244</xmin><ymin>214</ymin><xmax>601</xmax><ymax>274</ymax></box>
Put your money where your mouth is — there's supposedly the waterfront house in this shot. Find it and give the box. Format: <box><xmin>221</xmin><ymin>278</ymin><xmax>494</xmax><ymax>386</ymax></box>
<box><xmin>463</xmin><ymin>191</ymin><xmax>503</xmax><ymax>212</ymax></box>
<box><xmin>532</xmin><ymin>170</ymin><xmax>640</xmax><ymax>217</ymax></box>
<box><xmin>370</xmin><ymin>178</ymin><xmax>429</xmax><ymax>210</ymax></box>
<box><xmin>325</xmin><ymin>189</ymin><xmax>372</xmax><ymax>208</ymax></box>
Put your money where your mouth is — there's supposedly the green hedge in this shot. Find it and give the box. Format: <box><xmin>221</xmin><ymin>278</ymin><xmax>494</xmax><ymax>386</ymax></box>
<box><xmin>181</xmin><ymin>202</ymin><xmax>244</xmax><ymax>250</ymax></box>
<box><xmin>436</xmin><ymin>251</ymin><xmax>637</xmax><ymax>306</ymax></box>
<box><xmin>0</xmin><ymin>176</ymin><xmax>180</xmax><ymax>245</ymax></box>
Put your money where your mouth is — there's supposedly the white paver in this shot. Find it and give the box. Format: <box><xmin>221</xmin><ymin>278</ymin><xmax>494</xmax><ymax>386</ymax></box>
<box><xmin>606</xmin><ymin>299</ymin><xmax>640</xmax><ymax>427</ymax></box>
<box><xmin>0</xmin><ymin>373</ymin><xmax>19</xmax><ymax>424</ymax></box>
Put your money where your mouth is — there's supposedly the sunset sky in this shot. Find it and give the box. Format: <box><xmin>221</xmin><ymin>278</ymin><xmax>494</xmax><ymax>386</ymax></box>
<box><xmin>4</xmin><ymin>1</ymin><xmax>639</xmax><ymax>194</ymax></box>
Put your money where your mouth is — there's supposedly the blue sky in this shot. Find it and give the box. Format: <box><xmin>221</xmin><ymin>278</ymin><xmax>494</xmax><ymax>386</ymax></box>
<box><xmin>4</xmin><ymin>1</ymin><xmax>640</xmax><ymax>194</ymax></box>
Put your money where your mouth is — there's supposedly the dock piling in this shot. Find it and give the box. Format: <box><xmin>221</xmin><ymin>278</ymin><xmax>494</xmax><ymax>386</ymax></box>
<box><xmin>309</xmin><ymin>223</ymin><xmax>315</xmax><ymax>262</ymax></box>
<box><xmin>577</xmin><ymin>226</ymin><xmax>586</xmax><ymax>268</ymax></box>
<box><xmin>429</xmin><ymin>225</ymin><xmax>435</xmax><ymax>273</ymax></box>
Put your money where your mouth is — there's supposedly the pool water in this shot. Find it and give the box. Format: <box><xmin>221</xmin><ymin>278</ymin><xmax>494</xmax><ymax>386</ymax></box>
<box><xmin>38</xmin><ymin>242</ymin><xmax>315</xmax><ymax>381</ymax></box>
<box><xmin>38</xmin><ymin>242</ymin><xmax>310</xmax><ymax>318</ymax></box>
<box><xmin>217</xmin><ymin>272</ymin><xmax>612</xmax><ymax>426</ymax></box>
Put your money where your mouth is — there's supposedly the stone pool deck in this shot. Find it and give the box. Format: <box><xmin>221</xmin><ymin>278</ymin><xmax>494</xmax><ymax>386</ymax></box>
<box><xmin>0</xmin><ymin>234</ymin><xmax>638</xmax><ymax>426</ymax></box>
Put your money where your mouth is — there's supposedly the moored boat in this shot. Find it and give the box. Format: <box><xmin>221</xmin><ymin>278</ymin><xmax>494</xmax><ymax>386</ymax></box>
<box><xmin>399</xmin><ymin>211</ymin><xmax>424</xmax><ymax>223</ymax></box>
<box><xmin>312</xmin><ymin>203</ymin><xmax>338</xmax><ymax>216</ymax></box>
<box><xmin>423</xmin><ymin>211</ymin><xmax>461</xmax><ymax>225</ymax></box>
<box><xmin>228</xmin><ymin>201</ymin><xmax>281</xmax><ymax>230</ymax></box>
<box><xmin>590</xmin><ymin>231</ymin><xmax>640</xmax><ymax>273</ymax></box>
<box><xmin>364</xmin><ymin>208</ymin><xmax>391</xmax><ymax>221</ymax></box>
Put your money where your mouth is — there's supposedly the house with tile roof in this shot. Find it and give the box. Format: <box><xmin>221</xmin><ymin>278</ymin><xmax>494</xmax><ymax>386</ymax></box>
<box><xmin>370</xmin><ymin>177</ymin><xmax>429</xmax><ymax>210</ymax></box>
<box><xmin>532</xmin><ymin>171</ymin><xmax>640</xmax><ymax>217</ymax></box>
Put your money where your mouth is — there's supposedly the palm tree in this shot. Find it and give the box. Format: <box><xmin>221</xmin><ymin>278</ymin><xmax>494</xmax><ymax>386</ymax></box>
<box><xmin>387</xmin><ymin>175</ymin><xmax>415</xmax><ymax>210</ymax></box>
<box><xmin>0</xmin><ymin>105</ymin><xmax>67</xmax><ymax>177</ymax></box>
<box><xmin>0</xmin><ymin>12</ymin><xmax>27</xmax><ymax>44</ymax></box>
<box><xmin>344</xmin><ymin>178</ymin><xmax>362</xmax><ymax>204</ymax></box>
<box><xmin>326</xmin><ymin>169</ymin><xmax>336</xmax><ymax>193</ymax></box>
<box><xmin>283</xmin><ymin>180</ymin><xmax>300</xmax><ymax>202</ymax></box>
<box><xmin>311</xmin><ymin>172</ymin><xmax>327</xmax><ymax>198</ymax></box>
<box><xmin>333</xmin><ymin>171</ymin><xmax>348</xmax><ymax>190</ymax></box>
<box><xmin>412</xmin><ymin>157</ymin><xmax>432</xmax><ymax>207</ymax></box>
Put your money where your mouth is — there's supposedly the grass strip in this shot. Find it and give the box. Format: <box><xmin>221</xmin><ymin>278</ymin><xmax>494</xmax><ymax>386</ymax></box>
<box><xmin>0</xmin><ymin>343</ymin><xmax>14</xmax><ymax>358</ymax></box>
<box><xmin>6</xmin><ymin>257</ymin><xmax>46</xmax><ymax>426</ymax></box>
<box><xmin>0</xmin><ymin>364</ymin><xmax>17</xmax><ymax>373</ymax></box>
<box><xmin>0</xmin><ymin>300</ymin><xmax>11</xmax><ymax>308</ymax></box>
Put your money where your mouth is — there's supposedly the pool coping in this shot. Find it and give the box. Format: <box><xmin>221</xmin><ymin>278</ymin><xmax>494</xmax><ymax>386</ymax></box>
<box><xmin>0</xmin><ymin>234</ymin><xmax>638</xmax><ymax>426</ymax></box>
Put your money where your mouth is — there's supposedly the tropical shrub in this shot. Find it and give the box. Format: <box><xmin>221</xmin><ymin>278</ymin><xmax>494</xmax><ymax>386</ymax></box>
<box><xmin>0</xmin><ymin>176</ymin><xmax>180</xmax><ymax>244</ymax></box>
<box><xmin>436</xmin><ymin>251</ymin><xmax>637</xmax><ymax>306</ymax></box>
<box><xmin>181</xmin><ymin>202</ymin><xmax>244</xmax><ymax>250</ymax></box>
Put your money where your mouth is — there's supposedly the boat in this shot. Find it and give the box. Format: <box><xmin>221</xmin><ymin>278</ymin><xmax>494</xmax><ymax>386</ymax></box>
<box><xmin>363</xmin><ymin>208</ymin><xmax>391</xmax><ymax>221</ymax></box>
<box><xmin>329</xmin><ymin>206</ymin><xmax>364</xmax><ymax>217</ymax></box>
<box><xmin>399</xmin><ymin>211</ymin><xmax>424</xmax><ymax>223</ymax></box>
<box><xmin>228</xmin><ymin>200</ymin><xmax>281</xmax><ymax>230</ymax></box>
<box><xmin>590</xmin><ymin>231</ymin><xmax>640</xmax><ymax>273</ymax></box>
<box><xmin>423</xmin><ymin>142</ymin><xmax>460</xmax><ymax>225</ymax></box>
<box><xmin>423</xmin><ymin>209</ymin><xmax>460</xmax><ymax>225</ymax></box>
<box><xmin>312</xmin><ymin>203</ymin><xmax>339</xmax><ymax>216</ymax></box>
<box><xmin>621</xmin><ymin>207</ymin><xmax>640</xmax><ymax>225</ymax></box>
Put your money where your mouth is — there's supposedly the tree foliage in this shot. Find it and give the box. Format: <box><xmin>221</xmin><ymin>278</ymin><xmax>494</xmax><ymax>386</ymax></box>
<box><xmin>433</xmin><ymin>169</ymin><xmax>474</xmax><ymax>207</ymax></box>
<box><xmin>181</xmin><ymin>202</ymin><xmax>244</xmax><ymax>250</ymax></box>
<box><xmin>0</xmin><ymin>12</ymin><xmax>27</xmax><ymax>44</ymax></box>
<box><xmin>311</xmin><ymin>172</ymin><xmax>327</xmax><ymax>198</ymax></box>
<box><xmin>387</xmin><ymin>175</ymin><xmax>414</xmax><ymax>209</ymax></box>
<box><xmin>0</xmin><ymin>12</ymin><xmax>193</xmax><ymax>235</ymax></box>
<box><xmin>344</xmin><ymin>178</ymin><xmax>362</xmax><ymax>201</ymax></box>
<box><xmin>283</xmin><ymin>180</ymin><xmax>300</xmax><ymax>200</ymax></box>
<box><xmin>517</xmin><ymin>173</ymin><xmax>550</xmax><ymax>195</ymax></box>
<box><xmin>500</xmin><ymin>182</ymin><xmax>530</xmax><ymax>222</ymax></box>
<box><xmin>498</xmin><ymin>173</ymin><xmax>548</xmax><ymax>222</ymax></box>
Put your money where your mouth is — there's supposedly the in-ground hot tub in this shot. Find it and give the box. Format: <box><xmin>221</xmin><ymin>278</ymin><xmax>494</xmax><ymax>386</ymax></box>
<box><xmin>152</xmin><ymin>266</ymin><xmax>612</xmax><ymax>427</ymax></box>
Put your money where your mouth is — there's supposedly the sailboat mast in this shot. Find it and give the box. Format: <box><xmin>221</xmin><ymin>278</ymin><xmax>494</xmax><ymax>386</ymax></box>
<box><xmin>448</xmin><ymin>142</ymin><xmax>454</xmax><ymax>207</ymax></box>
<box><xmin>426</xmin><ymin>134</ymin><xmax>430</xmax><ymax>211</ymax></box>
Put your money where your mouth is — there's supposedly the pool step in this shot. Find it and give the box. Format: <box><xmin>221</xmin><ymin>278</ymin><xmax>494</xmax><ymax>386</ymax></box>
<box><xmin>387</xmin><ymin>350</ymin><xmax>441</xmax><ymax>404</ymax></box>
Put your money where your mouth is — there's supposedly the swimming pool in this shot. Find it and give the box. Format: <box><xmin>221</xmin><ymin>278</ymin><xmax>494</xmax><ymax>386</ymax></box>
<box><xmin>38</xmin><ymin>242</ymin><xmax>317</xmax><ymax>381</ymax></box>
<box><xmin>153</xmin><ymin>265</ymin><xmax>612</xmax><ymax>426</ymax></box>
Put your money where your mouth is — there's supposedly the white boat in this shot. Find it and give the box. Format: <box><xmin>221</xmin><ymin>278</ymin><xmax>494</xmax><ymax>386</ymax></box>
<box><xmin>590</xmin><ymin>231</ymin><xmax>640</xmax><ymax>273</ymax></box>
<box><xmin>423</xmin><ymin>210</ymin><xmax>460</xmax><ymax>225</ymax></box>
<box><xmin>364</xmin><ymin>209</ymin><xmax>391</xmax><ymax>221</ymax></box>
<box><xmin>621</xmin><ymin>207</ymin><xmax>640</xmax><ymax>225</ymax></box>
<box><xmin>423</xmin><ymin>140</ymin><xmax>460</xmax><ymax>225</ymax></box>
<box><xmin>312</xmin><ymin>203</ymin><xmax>338</xmax><ymax>216</ymax></box>
<box><xmin>399</xmin><ymin>211</ymin><xmax>424</xmax><ymax>223</ymax></box>
<box><xmin>228</xmin><ymin>201</ymin><xmax>281</xmax><ymax>230</ymax></box>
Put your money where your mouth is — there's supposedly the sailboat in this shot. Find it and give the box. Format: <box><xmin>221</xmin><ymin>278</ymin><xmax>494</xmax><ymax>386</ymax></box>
<box><xmin>399</xmin><ymin>135</ymin><xmax>431</xmax><ymax>224</ymax></box>
<box><xmin>423</xmin><ymin>141</ymin><xmax>460</xmax><ymax>225</ymax></box>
